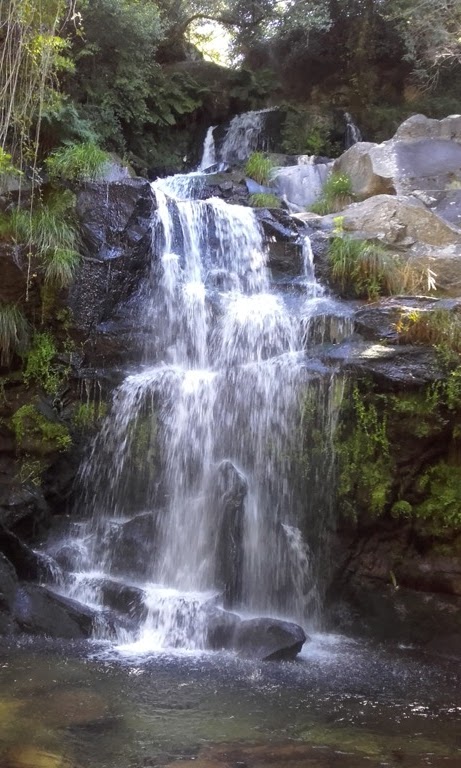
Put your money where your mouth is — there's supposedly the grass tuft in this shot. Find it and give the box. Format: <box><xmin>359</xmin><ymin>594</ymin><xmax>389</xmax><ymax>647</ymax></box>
<box><xmin>310</xmin><ymin>172</ymin><xmax>355</xmax><ymax>215</ymax></box>
<box><xmin>244</xmin><ymin>152</ymin><xmax>274</xmax><ymax>186</ymax></box>
<box><xmin>0</xmin><ymin>303</ymin><xmax>29</xmax><ymax>365</ymax></box>
<box><xmin>46</xmin><ymin>142</ymin><xmax>110</xmax><ymax>182</ymax></box>
<box><xmin>329</xmin><ymin>236</ymin><xmax>420</xmax><ymax>300</ymax></box>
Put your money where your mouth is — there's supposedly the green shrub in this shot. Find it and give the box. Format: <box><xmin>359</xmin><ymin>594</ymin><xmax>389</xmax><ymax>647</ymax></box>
<box><xmin>310</xmin><ymin>173</ymin><xmax>355</xmax><ymax>215</ymax></box>
<box><xmin>23</xmin><ymin>333</ymin><xmax>63</xmax><ymax>395</ymax></box>
<box><xmin>0</xmin><ymin>303</ymin><xmax>29</xmax><ymax>365</ymax></box>
<box><xmin>414</xmin><ymin>462</ymin><xmax>461</xmax><ymax>533</ymax></box>
<box><xmin>45</xmin><ymin>141</ymin><xmax>110</xmax><ymax>181</ymax></box>
<box><xmin>244</xmin><ymin>152</ymin><xmax>274</xmax><ymax>185</ymax></box>
<box><xmin>249</xmin><ymin>193</ymin><xmax>281</xmax><ymax>208</ymax></box>
<box><xmin>11</xmin><ymin>404</ymin><xmax>71</xmax><ymax>453</ymax></box>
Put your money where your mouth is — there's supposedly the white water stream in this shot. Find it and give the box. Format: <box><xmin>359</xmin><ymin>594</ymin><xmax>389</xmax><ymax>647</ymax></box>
<box><xmin>48</xmin><ymin>155</ymin><xmax>350</xmax><ymax>650</ymax></box>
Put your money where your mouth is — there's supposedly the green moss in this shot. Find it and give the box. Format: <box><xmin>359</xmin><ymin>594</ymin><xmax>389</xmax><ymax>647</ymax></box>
<box><xmin>72</xmin><ymin>401</ymin><xmax>107</xmax><ymax>430</ymax></box>
<box><xmin>11</xmin><ymin>405</ymin><xmax>71</xmax><ymax>453</ymax></box>
<box><xmin>336</xmin><ymin>385</ymin><xmax>392</xmax><ymax>519</ymax></box>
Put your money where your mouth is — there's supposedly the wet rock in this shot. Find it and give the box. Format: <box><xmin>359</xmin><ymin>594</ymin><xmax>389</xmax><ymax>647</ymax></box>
<box><xmin>13</xmin><ymin>584</ymin><xmax>96</xmax><ymax>639</ymax></box>
<box><xmin>70</xmin><ymin>178</ymin><xmax>154</xmax><ymax>339</ymax></box>
<box><xmin>0</xmin><ymin>524</ymin><xmax>58</xmax><ymax>582</ymax></box>
<box><xmin>203</xmin><ymin>605</ymin><xmax>241</xmax><ymax>650</ymax></box>
<box><xmin>323</xmin><ymin>341</ymin><xmax>443</xmax><ymax>389</ymax></box>
<box><xmin>330</xmin><ymin>575</ymin><xmax>461</xmax><ymax>647</ymax></box>
<box><xmin>352</xmin><ymin>296</ymin><xmax>441</xmax><ymax>343</ymax></box>
<box><xmin>0</xmin><ymin>552</ymin><xmax>18</xmax><ymax>612</ymax></box>
<box><xmin>233</xmin><ymin>617</ymin><xmax>307</xmax><ymax>660</ymax></box>
<box><xmin>98</xmin><ymin>579</ymin><xmax>147</xmax><ymax>621</ymax></box>
<box><xmin>214</xmin><ymin>461</ymin><xmax>247</xmax><ymax>608</ymax></box>
<box><xmin>108</xmin><ymin>511</ymin><xmax>159</xmax><ymax>579</ymax></box>
<box><xmin>0</xmin><ymin>484</ymin><xmax>50</xmax><ymax>539</ymax></box>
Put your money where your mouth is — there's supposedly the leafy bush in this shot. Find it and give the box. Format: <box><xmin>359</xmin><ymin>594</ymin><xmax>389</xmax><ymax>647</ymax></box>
<box><xmin>244</xmin><ymin>152</ymin><xmax>274</xmax><ymax>185</ymax></box>
<box><xmin>46</xmin><ymin>142</ymin><xmax>110</xmax><ymax>181</ymax></box>
<box><xmin>0</xmin><ymin>303</ymin><xmax>29</xmax><ymax>365</ymax></box>
<box><xmin>310</xmin><ymin>173</ymin><xmax>355</xmax><ymax>215</ymax></box>
<box><xmin>249</xmin><ymin>192</ymin><xmax>281</xmax><ymax>208</ymax></box>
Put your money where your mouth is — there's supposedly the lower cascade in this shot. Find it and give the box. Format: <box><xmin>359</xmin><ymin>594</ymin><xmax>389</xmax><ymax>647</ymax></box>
<box><xmin>47</xmin><ymin>170</ymin><xmax>350</xmax><ymax>652</ymax></box>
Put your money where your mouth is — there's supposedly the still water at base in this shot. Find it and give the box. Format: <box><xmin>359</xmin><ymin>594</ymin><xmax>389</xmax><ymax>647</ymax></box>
<box><xmin>0</xmin><ymin>635</ymin><xmax>459</xmax><ymax>768</ymax></box>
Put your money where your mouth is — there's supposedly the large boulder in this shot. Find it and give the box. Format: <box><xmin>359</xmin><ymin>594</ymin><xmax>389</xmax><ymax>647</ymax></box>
<box><xmin>233</xmin><ymin>617</ymin><xmax>307</xmax><ymax>660</ymax></box>
<box><xmin>323</xmin><ymin>195</ymin><xmax>461</xmax><ymax>247</ymax></box>
<box><xmin>273</xmin><ymin>161</ymin><xmax>332</xmax><ymax>208</ymax></box>
<box><xmin>334</xmin><ymin>115</ymin><xmax>461</xmax><ymax>200</ymax></box>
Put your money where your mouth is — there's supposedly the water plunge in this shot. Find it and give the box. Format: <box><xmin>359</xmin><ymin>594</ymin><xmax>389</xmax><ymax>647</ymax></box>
<box><xmin>50</xmin><ymin>166</ymin><xmax>350</xmax><ymax>650</ymax></box>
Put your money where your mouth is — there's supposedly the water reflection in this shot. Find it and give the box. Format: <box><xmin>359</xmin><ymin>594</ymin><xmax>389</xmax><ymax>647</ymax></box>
<box><xmin>0</xmin><ymin>635</ymin><xmax>459</xmax><ymax>768</ymax></box>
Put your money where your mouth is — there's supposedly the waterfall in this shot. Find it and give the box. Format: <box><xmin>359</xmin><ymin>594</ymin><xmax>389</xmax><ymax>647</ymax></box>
<box><xmin>199</xmin><ymin>126</ymin><xmax>217</xmax><ymax>171</ymax></box>
<box><xmin>344</xmin><ymin>112</ymin><xmax>362</xmax><ymax>148</ymax></box>
<box><xmin>218</xmin><ymin>108</ymin><xmax>275</xmax><ymax>165</ymax></box>
<box><xmin>48</xmin><ymin>166</ymin><xmax>351</xmax><ymax>651</ymax></box>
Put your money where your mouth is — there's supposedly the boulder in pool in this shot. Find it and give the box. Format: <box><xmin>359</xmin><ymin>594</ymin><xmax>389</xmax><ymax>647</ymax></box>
<box><xmin>233</xmin><ymin>617</ymin><xmax>308</xmax><ymax>661</ymax></box>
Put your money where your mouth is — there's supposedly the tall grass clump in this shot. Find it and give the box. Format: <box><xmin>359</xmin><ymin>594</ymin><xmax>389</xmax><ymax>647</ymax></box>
<box><xmin>329</xmin><ymin>235</ymin><xmax>416</xmax><ymax>300</ymax></box>
<box><xmin>310</xmin><ymin>172</ymin><xmax>355</xmax><ymax>215</ymax></box>
<box><xmin>10</xmin><ymin>190</ymin><xmax>80</xmax><ymax>288</ymax></box>
<box><xmin>395</xmin><ymin>309</ymin><xmax>461</xmax><ymax>360</ymax></box>
<box><xmin>0</xmin><ymin>303</ymin><xmax>29</xmax><ymax>365</ymax></box>
<box><xmin>46</xmin><ymin>142</ymin><xmax>110</xmax><ymax>182</ymax></box>
<box><xmin>244</xmin><ymin>152</ymin><xmax>274</xmax><ymax>186</ymax></box>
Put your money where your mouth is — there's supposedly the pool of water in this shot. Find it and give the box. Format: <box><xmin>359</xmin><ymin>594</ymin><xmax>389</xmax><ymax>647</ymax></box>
<box><xmin>0</xmin><ymin>634</ymin><xmax>459</xmax><ymax>768</ymax></box>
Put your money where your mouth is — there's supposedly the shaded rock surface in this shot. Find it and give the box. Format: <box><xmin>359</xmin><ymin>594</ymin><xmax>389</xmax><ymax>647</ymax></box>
<box><xmin>13</xmin><ymin>584</ymin><xmax>96</xmax><ymax>638</ymax></box>
<box><xmin>233</xmin><ymin>617</ymin><xmax>307</xmax><ymax>660</ymax></box>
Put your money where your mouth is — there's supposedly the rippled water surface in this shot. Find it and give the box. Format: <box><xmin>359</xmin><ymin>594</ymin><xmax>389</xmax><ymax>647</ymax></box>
<box><xmin>0</xmin><ymin>635</ymin><xmax>459</xmax><ymax>768</ymax></box>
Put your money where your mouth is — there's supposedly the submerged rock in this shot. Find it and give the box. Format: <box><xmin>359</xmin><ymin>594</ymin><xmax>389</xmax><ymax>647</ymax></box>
<box><xmin>233</xmin><ymin>617</ymin><xmax>307</xmax><ymax>660</ymax></box>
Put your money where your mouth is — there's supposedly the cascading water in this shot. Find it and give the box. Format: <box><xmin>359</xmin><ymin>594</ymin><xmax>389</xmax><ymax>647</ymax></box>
<box><xmin>344</xmin><ymin>112</ymin><xmax>362</xmax><ymax>148</ymax></box>
<box><xmin>218</xmin><ymin>108</ymin><xmax>275</xmax><ymax>165</ymax></box>
<box><xmin>48</xmin><ymin>163</ymin><xmax>351</xmax><ymax>651</ymax></box>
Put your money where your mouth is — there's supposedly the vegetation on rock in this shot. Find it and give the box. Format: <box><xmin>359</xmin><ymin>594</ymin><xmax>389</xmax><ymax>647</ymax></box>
<box><xmin>244</xmin><ymin>152</ymin><xmax>274</xmax><ymax>186</ymax></box>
